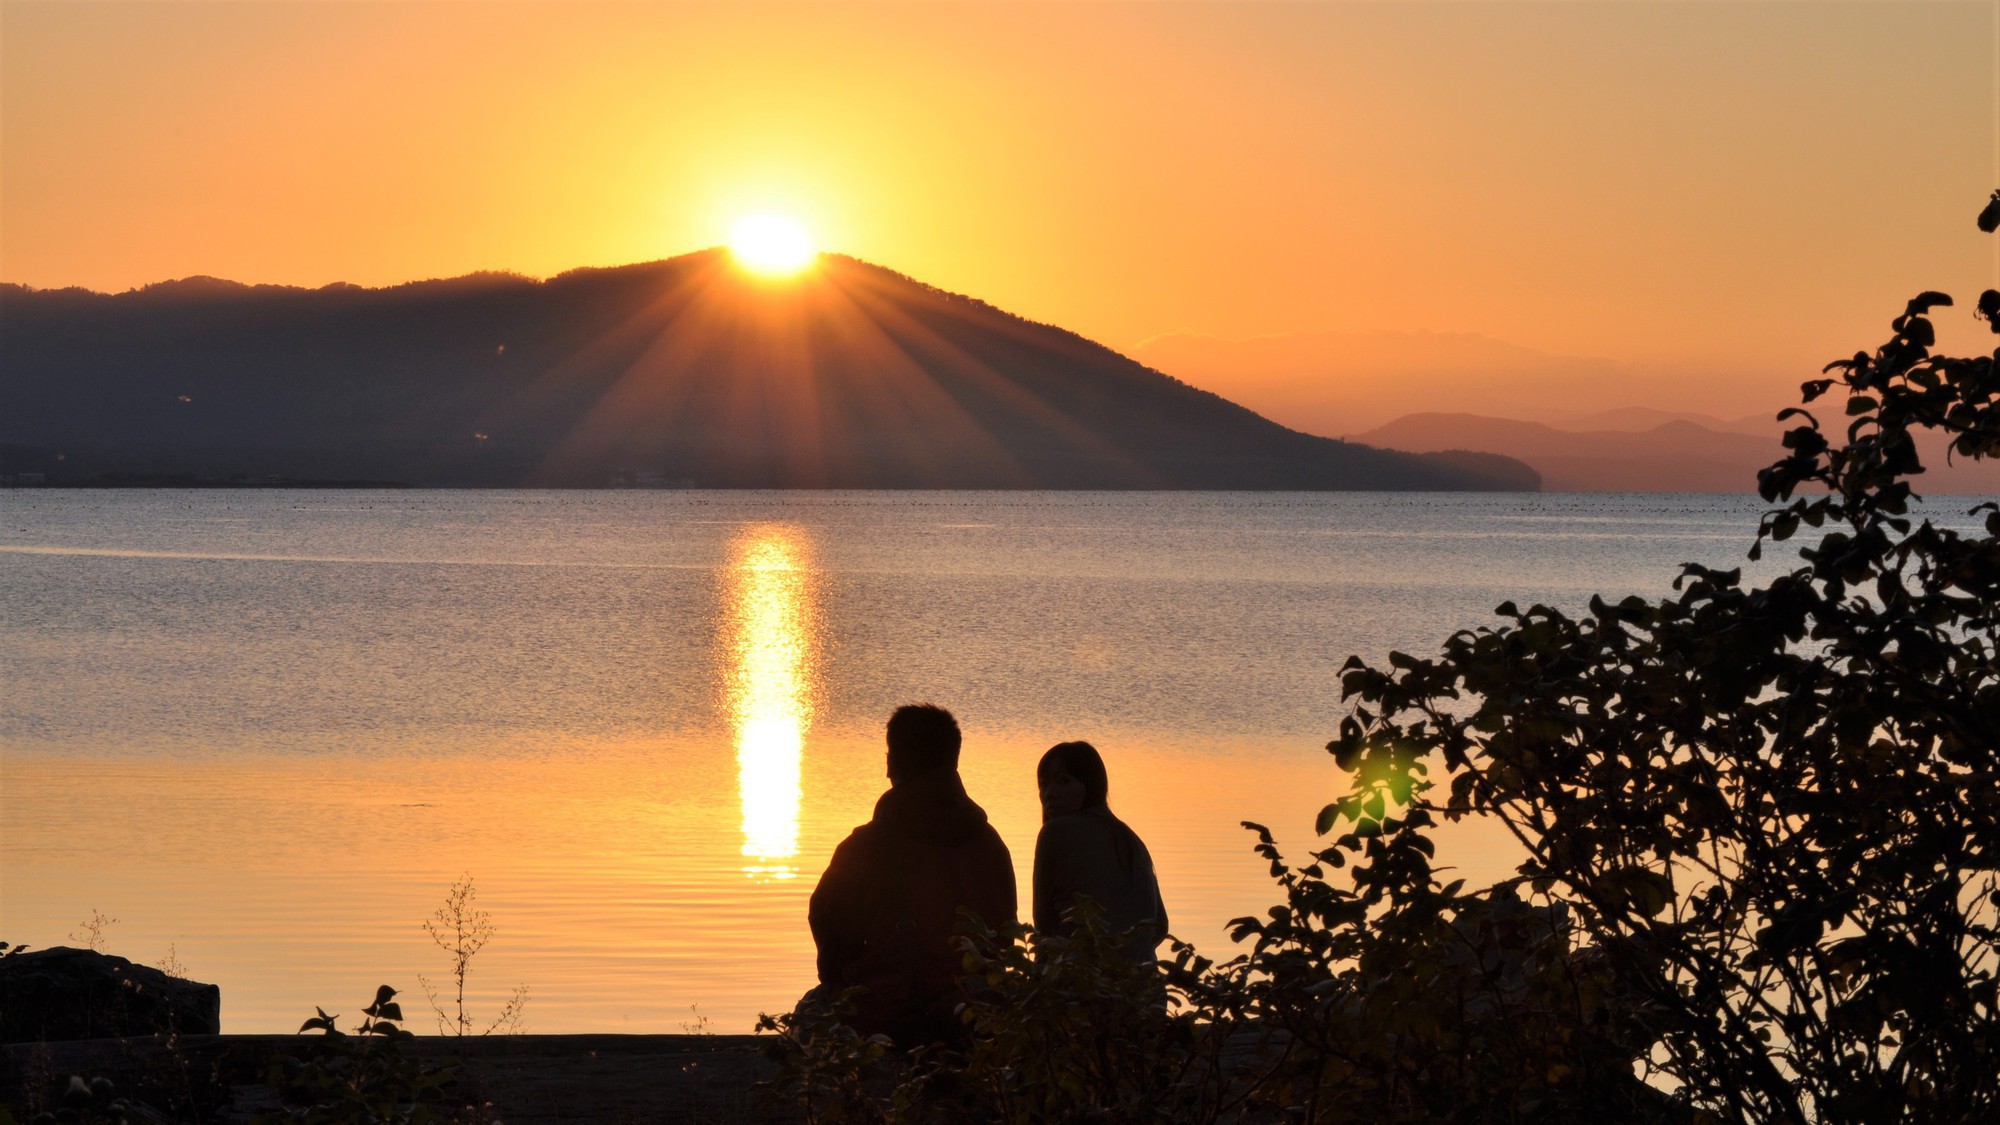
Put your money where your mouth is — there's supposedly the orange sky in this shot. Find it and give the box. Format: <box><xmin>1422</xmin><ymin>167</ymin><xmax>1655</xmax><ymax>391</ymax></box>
<box><xmin>4</xmin><ymin>1</ymin><xmax>1996</xmax><ymax>417</ymax></box>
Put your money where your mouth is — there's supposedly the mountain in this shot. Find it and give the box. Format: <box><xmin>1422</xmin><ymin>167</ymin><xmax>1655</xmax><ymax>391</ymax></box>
<box><xmin>1128</xmin><ymin>329</ymin><xmax>1638</xmax><ymax>435</ymax></box>
<box><xmin>1357</xmin><ymin>413</ymin><xmax>1771</xmax><ymax>492</ymax></box>
<box><xmin>0</xmin><ymin>253</ymin><xmax>1536</xmax><ymax>490</ymax></box>
<box><xmin>1358</xmin><ymin>412</ymin><xmax>2000</xmax><ymax>494</ymax></box>
<box><xmin>1547</xmin><ymin>406</ymin><xmax>1775</xmax><ymax>436</ymax></box>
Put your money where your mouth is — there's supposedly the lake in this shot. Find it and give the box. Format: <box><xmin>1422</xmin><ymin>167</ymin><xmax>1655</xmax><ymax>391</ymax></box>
<box><xmin>2</xmin><ymin>489</ymin><xmax>1822</xmax><ymax>1032</ymax></box>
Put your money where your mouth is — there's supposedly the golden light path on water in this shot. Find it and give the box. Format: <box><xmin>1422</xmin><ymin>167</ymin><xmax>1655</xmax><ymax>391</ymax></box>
<box><xmin>724</xmin><ymin>526</ymin><xmax>818</xmax><ymax>879</ymax></box>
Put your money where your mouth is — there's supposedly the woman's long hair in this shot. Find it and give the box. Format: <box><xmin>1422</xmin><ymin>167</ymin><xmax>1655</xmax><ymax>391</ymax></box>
<box><xmin>1038</xmin><ymin>740</ymin><xmax>1144</xmax><ymax>879</ymax></box>
<box><xmin>1039</xmin><ymin>740</ymin><xmax>1110</xmax><ymax>812</ymax></box>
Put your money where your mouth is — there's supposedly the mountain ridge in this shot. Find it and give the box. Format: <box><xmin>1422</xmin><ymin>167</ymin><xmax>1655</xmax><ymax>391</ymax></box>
<box><xmin>0</xmin><ymin>252</ymin><xmax>1538</xmax><ymax>491</ymax></box>
<box><xmin>1357</xmin><ymin>411</ymin><xmax>2000</xmax><ymax>494</ymax></box>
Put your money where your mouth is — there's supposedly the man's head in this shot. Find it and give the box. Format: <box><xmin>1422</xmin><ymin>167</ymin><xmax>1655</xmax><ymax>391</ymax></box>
<box><xmin>886</xmin><ymin>703</ymin><xmax>961</xmax><ymax>782</ymax></box>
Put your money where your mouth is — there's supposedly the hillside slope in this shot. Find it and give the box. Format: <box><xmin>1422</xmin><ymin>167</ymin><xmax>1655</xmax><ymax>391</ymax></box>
<box><xmin>0</xmin><ymin>253</ymin><xmax>1537</xmax><ymax>490</ymax></box>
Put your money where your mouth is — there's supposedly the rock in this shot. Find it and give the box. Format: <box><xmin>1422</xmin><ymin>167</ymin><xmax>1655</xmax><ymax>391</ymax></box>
<box><xmin>0</xmin><ymin>947</ymin><xmax>220</xmax><ymax>1042</ymax></box>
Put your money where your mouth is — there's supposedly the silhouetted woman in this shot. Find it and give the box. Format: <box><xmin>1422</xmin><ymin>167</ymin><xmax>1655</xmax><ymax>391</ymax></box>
<box><xmin>1033</xmin><ymin>740</ymin><xmax>1168</xmax><ymax>962</ymax></box>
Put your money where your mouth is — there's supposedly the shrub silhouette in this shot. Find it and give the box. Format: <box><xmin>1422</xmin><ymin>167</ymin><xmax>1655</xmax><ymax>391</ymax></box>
<box><xmin>256</xmin><ymin>986</ymin><xmax>457</xmax><ymax>1125</ymax></box>
<box><xmin>762</xmin><ymin>906</ymin><xmax>1248</xmax><ymax>1124</ymax></box>
<box><xmin>1306</xmin><ymin>189</ymin><xmax>2000</xmax><ymax>1122</ymax></box>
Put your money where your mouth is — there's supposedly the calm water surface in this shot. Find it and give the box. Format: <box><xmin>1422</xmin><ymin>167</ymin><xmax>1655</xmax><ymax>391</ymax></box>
<box><xmin>3</xmin><ymin>489</ymin><xmax>1830</xmax><ymax>1031</ymax></box>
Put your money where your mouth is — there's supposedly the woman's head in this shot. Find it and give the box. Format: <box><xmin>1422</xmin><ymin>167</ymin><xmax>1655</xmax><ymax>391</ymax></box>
<box><xmin>1038</xmin><ymin>740</ymin><xmax>1109</xmax><ymax>819</ymax></box>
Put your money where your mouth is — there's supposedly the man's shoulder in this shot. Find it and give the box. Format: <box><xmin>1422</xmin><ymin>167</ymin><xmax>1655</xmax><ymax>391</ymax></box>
<box><xmin>832</xmin><ymin>819</ymin><xmax>888</xmax><ymax>855</ymax></box>
<box><xmin>966</xmin><ymin>815</ymin><xmax>1013</xmax><ymax>863</ymax></box>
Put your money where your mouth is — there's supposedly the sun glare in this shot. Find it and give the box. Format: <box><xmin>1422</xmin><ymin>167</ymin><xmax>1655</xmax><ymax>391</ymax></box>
<box><xmin>729</xmin><ymin>214</ymin><xmax>817</xmax><ymax>276</ymax></box>
<box><xmin>723</xmin><ymin>526</ymin><xmax>818</xmax><ymax>880</ymax></box>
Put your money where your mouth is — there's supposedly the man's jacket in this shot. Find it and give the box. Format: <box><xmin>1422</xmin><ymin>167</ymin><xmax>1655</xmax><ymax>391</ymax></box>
<box><xmin>808</xmin><ymin>769</ymin><xmax>1017</xmax><ymax>1041</ymax></box>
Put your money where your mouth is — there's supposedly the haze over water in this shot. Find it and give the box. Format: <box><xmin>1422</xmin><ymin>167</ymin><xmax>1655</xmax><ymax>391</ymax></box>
<box><xmin>4</xmin><ymin>489</ymin><xmax>1829</xmax><ymax>1032</ymax></box>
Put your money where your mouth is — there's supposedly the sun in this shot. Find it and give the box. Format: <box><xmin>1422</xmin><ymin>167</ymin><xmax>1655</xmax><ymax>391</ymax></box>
<box><xmin>729</xmin><ymin>214</ymin><xmax>817</xmax><ymax>276</ymax></box>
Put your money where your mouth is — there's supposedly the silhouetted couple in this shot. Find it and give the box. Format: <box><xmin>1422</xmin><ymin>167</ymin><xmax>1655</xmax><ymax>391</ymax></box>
<box><xmin>806</xmin><ymin>704</ymin><xmax>1168</xmax><ymax>1044</ymax></box>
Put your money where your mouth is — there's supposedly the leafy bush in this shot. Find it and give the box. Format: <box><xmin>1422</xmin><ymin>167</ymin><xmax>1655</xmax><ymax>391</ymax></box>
<box><xmin>942</xmin><ymin>908</ymin><xmax>1247</xmax><ymax>1123</ymax></box>
<box><xmin>1309</xmin><ymin>192</ymin><xmax>2000</xmax><ymax>1122</ymax></box>
<box><xmin>758</xmin><ymin>992</ymin><xmax>908</xmax><ymax>1123</ymax></box>
<box><xmin>255</xmin><ymin>986</ymin><xmax>458</xmax><ymax>1125</ymax></box>
<box><xmin>1215</xmin><ymin>833</ymin><xmax>1682</xmax><ymax>1123</ymax></box>
<box><xmin>761</xmin><ymin>907</ymin><xmax>1262</xmax><ymax>1124</ymax></box>
<box><xmin>26</xmin><ymin>1075</ymin><xmax>132</xmax><ymax>1125</ymax></box>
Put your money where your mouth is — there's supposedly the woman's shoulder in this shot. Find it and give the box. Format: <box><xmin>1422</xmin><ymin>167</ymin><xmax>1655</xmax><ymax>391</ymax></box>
<box><xmin>1035</xmin><ymin>812</ymin><xmax>1100</xmax><ymax>841</ymax></box>
<box><xmin>1035</xmin><ymin>809</ymin><xmax>1131</xmax><ymax>849</ymax></box>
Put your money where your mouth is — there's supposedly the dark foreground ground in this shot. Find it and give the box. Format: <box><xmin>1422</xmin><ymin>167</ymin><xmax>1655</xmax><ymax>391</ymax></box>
<box><xmin>2</xmin><ymin>1033</ymin><xmax>792</xmax><ymax>1124</ymax></box>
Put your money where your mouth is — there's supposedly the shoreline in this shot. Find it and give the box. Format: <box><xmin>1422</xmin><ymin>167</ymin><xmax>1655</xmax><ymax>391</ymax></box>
<box><xmin>2</xmin><ymin>1033</ymin><xmax>790</xmax><ymax>1124</ymax></box>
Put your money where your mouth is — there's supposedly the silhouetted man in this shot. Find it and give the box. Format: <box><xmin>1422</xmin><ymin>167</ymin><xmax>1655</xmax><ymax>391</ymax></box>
<box><xmin>807</xmin><ymin>703</ymin><xmax>1017</xmax><ymax>1043</ymax></box>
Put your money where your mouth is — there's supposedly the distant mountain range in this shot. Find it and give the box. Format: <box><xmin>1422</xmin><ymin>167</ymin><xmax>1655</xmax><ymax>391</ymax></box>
<box><xmin>1545</xmin><ymin>407</ymin><xmax>1772</xmax><ymax>436</ymax></box>
<box><xmin>1353</xmin><ymin>411</ymin><xmax>2000</xmax><ymax>495</ymax></box>
<box><xmin>1137</xmin><ymin>332</ymin><xmax>1999</xmax><ymax>495</ymax></box>
<box><xmin>0</xmin><ymin>253</ymin><xmax>1537</xmax><ymax>490</ymax></box>
<box><xmin>1355</xmin><ymin>413</ymin><xmax>1775</xmax><ymax>493</ymax></box>
<box><xmin>1130</xmin><ymin>329</ymin><xmax>1646</xmax><ymax>435</ymax></box>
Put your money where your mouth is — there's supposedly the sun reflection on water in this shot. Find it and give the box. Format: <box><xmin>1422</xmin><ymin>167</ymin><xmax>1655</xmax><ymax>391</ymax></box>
<box><xmin>723</xmin><ymin>526</ymin><xmax>818</xmax><ymax>880</ymax></box>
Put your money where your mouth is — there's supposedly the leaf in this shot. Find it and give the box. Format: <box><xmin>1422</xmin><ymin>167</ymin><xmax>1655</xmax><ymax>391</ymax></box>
<box><xmin>1600</xmin><ymin>867</ymin><xmax>1675</xmax><ymax>918</ymax></box>
<box><xmin>1315</xmin><ymin>803</ymin><xmax>1340</xmax><ymax>836</ymax></box>
<box><xmin>1329</xmin><ymin>716</ymin><xmax>1365</xmax><ymax>770</ymax></box>
<box><xmin>1903</xmin><ymin>291</ymin><xmax>1953</xmax><ymax>317</ymax></box>
<box><xmin>1980</xmin><ymin>189</ymin><xmax>2000</xmax><ymax>233</ymax></box>
<box><xmin>63</xmin><ymin>1076</ymin><xmax>93</xmax><ymax>1109</ymax></box>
